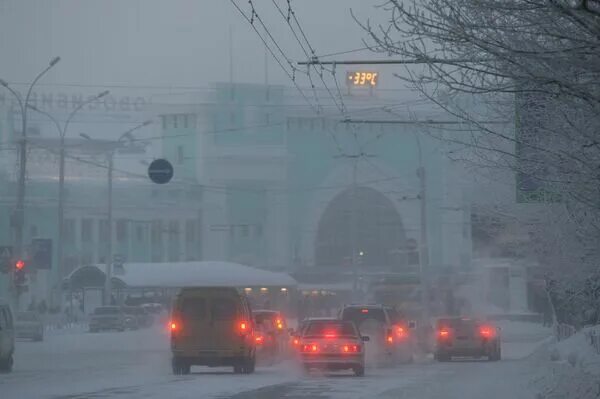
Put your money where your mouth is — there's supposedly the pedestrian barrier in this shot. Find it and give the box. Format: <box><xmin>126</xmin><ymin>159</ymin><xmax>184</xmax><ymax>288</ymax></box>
<box><xmin>585</xmin><ymin>329</ymin><xmax>600</xmax><ymax>355</ymax></box>
<box><xmin>555</xmin><ymin>323</ymin><xmax>576</xmax><ymax>341</ymax></box>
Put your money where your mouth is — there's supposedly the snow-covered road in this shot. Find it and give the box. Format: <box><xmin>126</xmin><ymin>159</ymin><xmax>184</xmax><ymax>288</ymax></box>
<box><xmin>0</xmin><ymin>321</ymin><xmax>552</xmax><ymax>399</ymax></box>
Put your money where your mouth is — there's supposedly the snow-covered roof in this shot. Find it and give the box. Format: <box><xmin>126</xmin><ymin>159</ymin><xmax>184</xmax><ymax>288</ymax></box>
<box><xmin>73</xmin><ymin>261</ymin><xmax>297</xmax><ymax>288</ymax></box>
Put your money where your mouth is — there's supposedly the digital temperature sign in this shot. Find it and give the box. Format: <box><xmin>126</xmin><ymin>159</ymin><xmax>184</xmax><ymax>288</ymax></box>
<box><xmin>346</xmin><ymin>71</ymin><xmax>378</xmax><ymax>87</ymax></box>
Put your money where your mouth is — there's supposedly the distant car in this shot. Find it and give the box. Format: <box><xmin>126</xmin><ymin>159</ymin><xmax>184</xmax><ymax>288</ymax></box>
<box><xmin>15</xmin><ymin>311</ymin><xmax>44</xmax><ymax>341</ymax></box>
<box><xmin>124</xmin><ymin>306</ymin><xmax>153</xmax><ymax>328</ymax></box>
<box><xmin>0</xmin><ymin>302</ymin><xmax>15</xmax><ymax>373</ymax></box>
<box><xmin>340</xmin><ymin>304</ymin><xmax>415</xmax><ymax>364</ymax></box>
<box><xmin>253</xmin><ymin>323</ymin><xmax>279</xmax><ymax>365</ymax></box>
<box><xmin>297</xmin><ymin>318</ymin><xmax>368</xmax><ymax>376</ymax></box>
<box><xmin>89</xmin><ymin>306</ymin><xmax>137</xmax><ymax>332</ymax></box>
<box><xmin>434</xmin><ymin>317</ymin><xmax>501</xmax><ymax>361</ymax></box>
<box><xmin>141</xmin><ymin>303</ymin><xmax>164</xmax><ymax>315</ymax></box>
<box><xmin>253</xmin><ymin>310</ymin><xmax>289</xmax><ymax>359</ymax></box>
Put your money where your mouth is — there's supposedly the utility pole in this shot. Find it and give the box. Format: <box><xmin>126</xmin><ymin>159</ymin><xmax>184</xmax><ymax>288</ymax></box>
<box><xmin>105</xmin><ymin>153</ymin><xmax>114</xmax><ymax>305</ymax></box>
<box><xmin>340</xmin><ymin>118</ymin><xmax>432</xmax><ymax>319</ymax></box>
<box><xmin>351</xmin><ymin>157</ymin><xmax>358</xmax><ymax>299</ymax></box>
<box><xmin>0</xmin><ymin>56</ymin><xmax>60</xmax><ymax>306</ymax></box>
<box><xmin>334</xmin><ymin>152</ymin><xmax>375</xmax><ymax>300</ymax></box>
<box><xmin>80</xmin><ymin>120</ymin><xmax>152</xmax><ymax>305</ymax></box>
<box><xmin>28</xmin><ymin>90</ymin><xmax>108</xmax><ymax>307</ymax></box>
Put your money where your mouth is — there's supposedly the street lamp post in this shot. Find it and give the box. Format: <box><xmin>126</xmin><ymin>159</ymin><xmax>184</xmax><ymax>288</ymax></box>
<box><xmin>80</xmin><ymin>120</ymin><xmax>152</xmax><ymax>305</ymax></box>
<box><xmin>0</xmin><ymin>56</ymin><xmax>60</xmax><ymax>306</ymax></box>
<box><xmin>28</xmin><ymin>90</ymin><xmax>109</xmax><ymax>306</ymax></box>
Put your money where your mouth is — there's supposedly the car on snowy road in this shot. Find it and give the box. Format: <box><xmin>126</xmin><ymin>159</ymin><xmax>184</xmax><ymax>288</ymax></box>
<box><xmin>15</xmin><ymin>311</ymin><xmax>44</xmax><ymax>341</ymax></box>
<box><xmin>124</xmin><ymin>306</ymin><xmax>154</xmax><ymax>328</ymax></box>
<box><xmin>340</xmin><ymin>304</ymin><xmax>415</xmax><ymax>364</ymax></box>
<box><xmin>170</xmin><ymin>287</ymin><xmax>256</xmax><ymax>375</ymax></box>
<box><xmin>434</xmin><ymin>317</ymin><xmax>501</xmax><ymax>361</ymax></box>
<box><xmin>297</xmin><ymin>318</ymin><xmax>369</xmax><ymax>376</ymax></box>
<box><xmin>89</xmin><ymin>306</ymin><xmax>138</xmax><ymax>332</ymax></box>
<box><xmin>0</xmin><ymin>302</ymin><xmax>15</xmax><ymax>373</ymax></box>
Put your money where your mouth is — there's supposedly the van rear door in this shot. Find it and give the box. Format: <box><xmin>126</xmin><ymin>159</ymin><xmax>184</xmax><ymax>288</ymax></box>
<box><xmin>209</xmin><ymin>296</ymin><xmax>243</xmax><ymax>351</ymax></box>
<box><xmin>177</xmin><ymin>296</ymin><xmax>211</xmax><ymax>350</ymax></box>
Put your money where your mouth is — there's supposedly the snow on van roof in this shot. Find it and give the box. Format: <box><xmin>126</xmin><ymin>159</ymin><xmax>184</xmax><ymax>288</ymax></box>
<box><xmin>86</xmin><ymin>261</ymin><xmax>297</xmax><ymax>289</ymax></box>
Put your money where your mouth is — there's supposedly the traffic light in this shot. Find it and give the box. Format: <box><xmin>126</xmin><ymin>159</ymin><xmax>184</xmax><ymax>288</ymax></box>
<box><xmin>14</xmin><ymin>259</ymin><xmax>26</xmax><ymax>286</ymax></box>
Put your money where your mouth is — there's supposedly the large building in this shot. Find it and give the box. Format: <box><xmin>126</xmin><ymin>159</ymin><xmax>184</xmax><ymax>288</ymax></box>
<box><xmin>0</xmin><ymin>81</ymin><xmax>475</xmax><ymax>308</ymax></box>
<box><xmin>157</xmin><ymin>83</ymin><xmax>473</xmax><ymax>284</ymax></box>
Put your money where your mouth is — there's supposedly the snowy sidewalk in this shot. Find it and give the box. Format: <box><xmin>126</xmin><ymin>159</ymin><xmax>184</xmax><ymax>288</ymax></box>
<box><xmin>528</xmin><ymin>325</ymin><xmax>600</xmax><ymax>399</ymax></box>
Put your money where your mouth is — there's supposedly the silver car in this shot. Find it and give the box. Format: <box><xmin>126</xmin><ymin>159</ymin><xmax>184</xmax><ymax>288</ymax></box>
<box><xmin>15</xmin><ymin>312</ymin><xmax>44</xmax><ymax>341</ymax></box>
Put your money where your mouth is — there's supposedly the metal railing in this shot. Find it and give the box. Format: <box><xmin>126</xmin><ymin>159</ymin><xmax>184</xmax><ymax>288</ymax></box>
<box><xmin>585</xmin><ymin>329</ymin><xmax>600</xmax><ymax>355</ymax></box>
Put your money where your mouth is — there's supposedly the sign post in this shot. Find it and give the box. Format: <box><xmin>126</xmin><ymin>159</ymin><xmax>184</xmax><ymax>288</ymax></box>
<box><xmin>148</xmin><ymin>159</ymin><xmax>174</xmax><ymax>184</ymax></box>
<box><xmin>0</xmin><ymin>246</ymin><xmax>13</xmax><ymax>274</ymax></box>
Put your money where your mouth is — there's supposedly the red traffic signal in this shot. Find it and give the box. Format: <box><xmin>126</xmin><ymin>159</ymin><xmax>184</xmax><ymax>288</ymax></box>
<box><xmin>15</xmin><ymin>259</ymin><xmax>25</xmax><ymax>271</ymax></box>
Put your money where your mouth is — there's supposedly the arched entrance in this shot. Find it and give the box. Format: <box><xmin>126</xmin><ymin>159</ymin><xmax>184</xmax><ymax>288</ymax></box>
<box><xmin>315</xmin><ymin>187</ymin><xmax>407</xmax><ymax>269</ymax></box>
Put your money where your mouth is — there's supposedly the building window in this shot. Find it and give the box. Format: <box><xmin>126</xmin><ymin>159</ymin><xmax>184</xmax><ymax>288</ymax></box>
<box><xmin>151</xmin><ymin>220</ymin><xmax>162</xmax><ymax>245</ymax></box>
<box><xmin>241</xmin><ymin>225</ymin><xmax>249</xmax><ymax>237</ymax></box>
<box><xmin>255</xmin><ymin>224</ymin><xmax>263</xmax><ymax>238</ymax></box>
<box><xmin>81</xmin><ymin>219</ymin><xmax>93</xmax><ymax>243</ymax></box>
<box><xmin>177</xmin><ymin>145</ymin><xmax>184</xmax><ymax>165</ymax></box>
<box><xmin>99</xmin><ymin>220</ymin><xmax>109</xmax><ymax>243</ymax></box>
<box><xmin>265</xmin><ymin>113</ymin><xmax>271</xmax><ymax>124</ymax></box>
<box><xmin>116</xmin><ymin>220</ymin><xmax>127</xmax><ymax>241</ymax></box>
<box><xmin>173</xmin><ymin>114</ymin><xmax>178</xmax><ymax>128</ymax></box>
<box><xmin>64</xmin><ymin>219</ymin><xmax>76</xmax><ymax>244</ymax></box>
<box><xmin>136</xmin><ymin>225</ymin><xmax>144</xmax><ymax>241</ymax></box>
<box><xmin>29</xmin><ymin>224</ymin><xmax>38</xmax><ymax>238</ymax></box>
<box><xmin>186</xmin><ymin>220</ymin><xmax>195</xmax><ymax>243</ymax></box>
<box><xmin>183</xmin><ymin>114</ymin><xmax>189</xmax><ymax>128</ymax></box>
<box><xmin>169</xmin><ymin>220</ymin><xmax>179</xmax><ymax>239</ymax></box>
<box><xmin>161</xmin><ymin>115</ymin><xmax>166</xmax><ymax>129</ymax></box>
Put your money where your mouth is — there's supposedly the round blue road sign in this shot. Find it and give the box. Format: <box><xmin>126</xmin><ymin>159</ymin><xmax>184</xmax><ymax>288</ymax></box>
<box><xmin>148</xmin><ymin>159</ymin><xmax>174</xmax><ymax>184</ymax></box>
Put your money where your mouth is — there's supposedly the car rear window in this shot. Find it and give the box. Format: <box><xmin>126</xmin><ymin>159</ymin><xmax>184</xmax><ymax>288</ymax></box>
<box><xmin>94</xmin><ymin>307</ymin><xmax>119</xmax><ymax>315</ymax></box>
<box><xmin>211</xmin><ymin>298</ymin><xmax>238</xmax><ymax>320</ymax></box>
<box><xmin>180</xmin><ymin>297</ymin><xmax>207</xmax><ymax>320</ymax></box>
<box><xmin>341</xmin><ymin>307</ymin><xmax>387</xmax><ymax>324</ymax></box>
<box><xmin>254</xmin><ymin>313</ymin><xmax>276</xmax><ymax>324</ymax></box>
<box><xmin>437</xmin><ymin>318</ymin><xmax>479</xmax><ymax>333</ymax></box>
<box><xmin>304</xmin><ymin>321</ymin><xmax>357</xmax><ymax>337</ymax></box>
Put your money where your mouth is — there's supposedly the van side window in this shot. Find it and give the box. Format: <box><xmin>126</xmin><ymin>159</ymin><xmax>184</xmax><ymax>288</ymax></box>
<box><xmin>211</xmin><ymin>298</ymin><xmax>237</xmax><ymax>320</ymax></box>
<box><xmin>180</xmin><ymin>298</ymin><xmax>206</xmax><ymax>320</ymax></box>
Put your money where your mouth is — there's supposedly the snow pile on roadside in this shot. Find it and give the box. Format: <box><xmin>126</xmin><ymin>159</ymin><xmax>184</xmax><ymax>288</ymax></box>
<box><xmin>530</xmin><ymin>325</ymin><xmax>600</xmax><ymax>399</ymax></box>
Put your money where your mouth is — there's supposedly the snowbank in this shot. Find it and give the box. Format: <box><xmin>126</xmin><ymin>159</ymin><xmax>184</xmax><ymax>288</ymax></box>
<box><xmin>529</xmin><ymin>325</ymin><xmax>600</xmax><ymax>399</ymax></box>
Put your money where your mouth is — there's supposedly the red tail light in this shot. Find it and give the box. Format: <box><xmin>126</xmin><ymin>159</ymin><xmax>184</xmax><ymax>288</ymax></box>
<box><xmin>387</xmin><ymin>335</ymin><xmax>394</xmax><ymax>344</ymax></box>
<box><xmin>239</xmin><ymin>321</ymin><xmax>251</xmax><ymax>334</ymax></box>
<box><xmin>342</xmin><ymin>344</ymin><xmax>362</xmax><ymax>353</ymax></box>
<box><xmin>395</xmin><ymin>326</ymin><xmax>407</xmax><ymax>338</ymax></box>
<box><xmin>301</xmin><ymin>343</ymin><xmax>320</xmax><ymax>353</ymax></box>
<box><xmin>255</xmin><ymin>335</ymin><xmax>264</xmax><ymax>344</ymax></box>
<box><xmin>292</xmin><ymin>338</ymin><xmax>300</xmax><ymax>346</ymax></box>
<box><xmin>479</xmin><ymin>326</ymin><xmax>495</xmax><ymax>338</ymax></box>
<box><xmin>438</xmin><ymin>329</ymin><xmax>450</xmax><ymax>338</ymax></box>
<box><xmin>170</xmin><ymin>321</ymin><xmax>179</xmax><ymax>332</ymax></box>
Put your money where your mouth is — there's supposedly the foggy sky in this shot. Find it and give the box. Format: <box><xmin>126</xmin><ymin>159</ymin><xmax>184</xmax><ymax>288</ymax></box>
<box><xmin>0</xmin><ymin>0</ymin><xmax>389</xmax><ymax>90</ymax></box>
